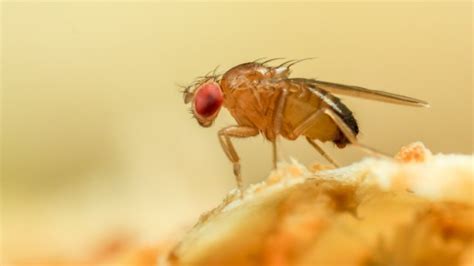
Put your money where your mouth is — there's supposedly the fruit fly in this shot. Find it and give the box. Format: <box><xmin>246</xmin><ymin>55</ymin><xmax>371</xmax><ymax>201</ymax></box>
<box><xmin>181</xmin><ymin>58</ymin><xmax>429</xmax><ymax>195</ymax></box>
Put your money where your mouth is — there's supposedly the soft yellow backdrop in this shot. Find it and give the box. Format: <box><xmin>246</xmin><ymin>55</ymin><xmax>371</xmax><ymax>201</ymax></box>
<box><xmin>2</xmin><ymin>2</ymin><xmax>472</xmax><ymax>261</ymax></box>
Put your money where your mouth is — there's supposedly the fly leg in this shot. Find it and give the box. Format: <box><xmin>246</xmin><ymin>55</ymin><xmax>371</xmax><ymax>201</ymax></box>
<box><xmin>272</xmin><ymin>141</ymin><xmax>277</xmax><ymax>169</ymax></box>
<box><xmin>322</xmin><ymin>108</ymin><xmax>391</xmax><ymax>158</ymax></box>
<box><xmin>272</xmin><ymin>88</ymin><xmax>289</xmax><ymax>169</ymax></box>
<box><xmin>306</xmin><ymin>138</ymin><xmax>340</xmax><ymax>167</ymax></box>
<box><xmin>218</xmin><ymin>126</ymin><xmax>259</xmax><ymax>197</ymax></box>
<box><xmin>291</xmin><ymin>109</ymin><xmax>340</xmax><ymax>167</ymax></box>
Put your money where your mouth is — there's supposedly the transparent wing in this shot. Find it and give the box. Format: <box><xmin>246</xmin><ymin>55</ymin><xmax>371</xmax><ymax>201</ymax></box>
<box><xmin>292</xmin><ymin>78</ymin><xmax>429</xmax><ymax>107</ymax></box>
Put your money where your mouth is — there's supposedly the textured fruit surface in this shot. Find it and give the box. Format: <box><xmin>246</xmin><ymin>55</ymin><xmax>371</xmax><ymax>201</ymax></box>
<box><xmin>167</xmin><ymin>143</ymin><xmax>474</xmax><ymax>266</ymax></box>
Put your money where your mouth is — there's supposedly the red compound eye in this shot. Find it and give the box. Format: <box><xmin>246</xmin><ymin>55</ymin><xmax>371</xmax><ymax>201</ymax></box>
<box><xmin>194</xmin><ymin>82</ymin><xmax>223</xmax><ymax>117</ymax></box>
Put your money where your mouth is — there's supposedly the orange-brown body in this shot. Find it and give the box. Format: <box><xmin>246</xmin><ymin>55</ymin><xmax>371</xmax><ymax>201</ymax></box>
<box><xmin>183</xmin><ymin>59</ymin><xmax>428</xmax><ymax>195</ymax></box>
<box><xmin>220</xmin><ymin>62</ymin><xmax>355</xmax><ymax>146</ymax></box>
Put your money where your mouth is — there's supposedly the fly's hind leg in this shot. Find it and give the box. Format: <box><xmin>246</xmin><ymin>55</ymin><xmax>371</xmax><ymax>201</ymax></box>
<box><xmin>322</xmin><ymin>108</ymin><xmax>391</xmax><ymax>158</ymax></box>
<box><xmin>218</xmin><ymin>126</ymin><xmax>259</xmax><ymax>197</ymax></box>
<box><xmin>290</xmin><ymin>109</ymin><xmax>340</xmax><ymax>167</ymax></box>
<box><xmin>305</xmin><ymin>137</ymin><xmax>340</xmax><ymax>167</ymax></box>
<box><xmin>272</xmin><ymin>141</ymin><xmax>278</xmax><ymax>169</ymax></box>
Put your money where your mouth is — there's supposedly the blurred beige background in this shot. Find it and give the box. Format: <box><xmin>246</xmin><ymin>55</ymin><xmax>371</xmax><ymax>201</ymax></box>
<box><xmin>1</xmin><ymin>1</ymin><xmax>472</xmax><ymax>261</ymax></box>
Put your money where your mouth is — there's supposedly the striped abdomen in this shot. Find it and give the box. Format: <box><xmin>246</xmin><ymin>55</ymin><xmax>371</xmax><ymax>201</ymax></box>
<box><xmin>280</xmin><ymin>83</ymin><xmax>359</xmax><ymax>147</ymax></box>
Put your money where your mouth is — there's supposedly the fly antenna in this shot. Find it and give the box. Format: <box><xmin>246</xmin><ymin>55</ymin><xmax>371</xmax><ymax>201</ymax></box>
<box><xmin>177</xmin><ymin>82</ymin><xmax>194</xmax><ymax>104</ymax></box>
<box><xmin>176</xmin><ymin>82</ymin><xmax>189</xmax><ymax>92</ymax></box>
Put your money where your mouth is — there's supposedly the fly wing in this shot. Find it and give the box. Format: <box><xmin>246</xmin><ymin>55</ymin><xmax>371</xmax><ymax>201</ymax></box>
<box><xmin>292</xmin><ymin>78</ymin><xmax>429</xmax><ymax>107</ymax></box>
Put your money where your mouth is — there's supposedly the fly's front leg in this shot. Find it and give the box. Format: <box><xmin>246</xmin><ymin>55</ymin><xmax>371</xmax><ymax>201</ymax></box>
<box><xmin>322</xmin><ymin>108</ymin><xmax>391</xmax><ymax>158</ymax></box>
<box><xmin>218</xmin><ymin>126</ymin><xmax>259</xmax><ymax>197</ymax></box>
